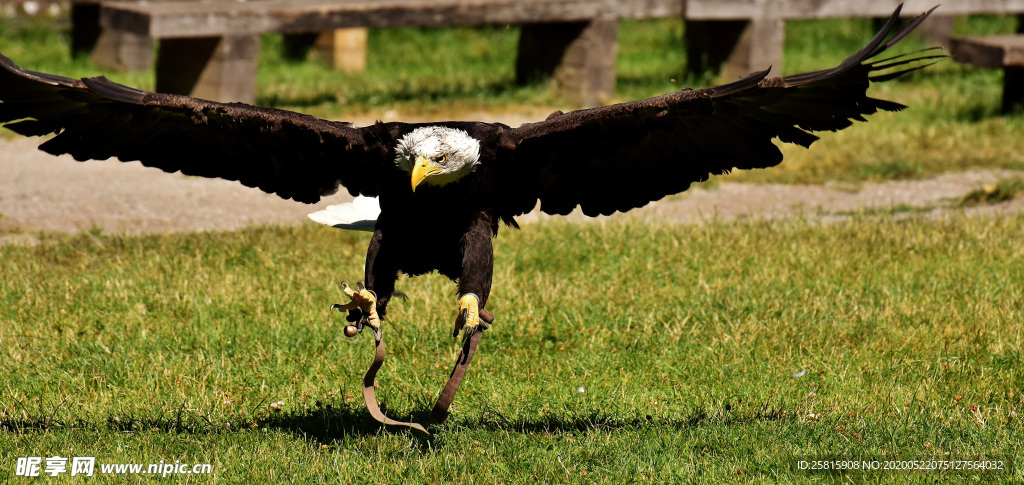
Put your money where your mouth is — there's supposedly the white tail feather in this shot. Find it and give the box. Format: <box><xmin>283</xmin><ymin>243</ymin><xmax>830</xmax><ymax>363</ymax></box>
<box><xmin>307</xmin><ymin>196</ymin><xmax>381</xmax><ymax>232</ymax></box>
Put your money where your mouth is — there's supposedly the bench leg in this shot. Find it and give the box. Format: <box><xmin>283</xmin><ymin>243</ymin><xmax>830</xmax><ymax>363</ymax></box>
<box><xmin>685</xmin><ymin>18</ymin><xmax>784</xmax><ymax>80</ymax></box>
<box><xmin>1004</xmin><ymin>66</ymin><xmax>1023</xmax><ymax>113</ymax></box>
<box><xmin>91</xmin><ymin>31</ymin><xmax>154</xmax><ymax>72</ymax></box>
<box><xmin>155</xmin><ymin>36</ymin><xmax>260</xmax><ymax>104</ymax></box>
<box><xmin>315</xmin><ymin>29</ymin><xmax>368</xmax><ymax>74</ymax></box>
<box><xmin>516</xmin><ymin>20</ymin><xmax>619</xmax><ymax>107</ymax></box>
<box><xmin>72</xmin><ymin>3</ymin><xmax>153</xmax><ymax>71</ymax></box>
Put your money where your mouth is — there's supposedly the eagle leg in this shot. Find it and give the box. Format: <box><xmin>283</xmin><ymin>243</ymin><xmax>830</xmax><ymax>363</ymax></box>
<box><xmin>331</xmin><ymin>281</ymin><xmax>381</xmax><ymax>334</ymax></box>
<box><xmin>452</xmin><ymin>293</ymin><xmax>488</xmax><ymax>345</ymax></box>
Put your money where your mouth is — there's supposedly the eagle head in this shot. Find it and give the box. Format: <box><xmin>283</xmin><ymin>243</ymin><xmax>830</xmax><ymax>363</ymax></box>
<box><xmin>395</xmin><ymin>126</ymin><xmax>481</xmax><ymax>192</ymax></box>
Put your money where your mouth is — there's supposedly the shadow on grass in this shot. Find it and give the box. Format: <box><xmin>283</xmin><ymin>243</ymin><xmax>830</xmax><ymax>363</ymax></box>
<box><xmin>1</xmin><ymin>398</ymin><xmax>457</xmax><ymax>452</ymax></box>
<box><xmin>446</xmin><ymin>400</ymin><xmax>792</xmax><ymax>436</ymax></box>
<box><xmin>257</xmin><ymin>406</ymin><xmax>431</xmax><ymax>442</ymax></box>
<box><xmin>0</xmin><ymin>405</ymin><xmax>419</xmax><ymax>442</ymax></box>
<box><xmin>1</xmin><ymin>397</ymin><xmax>792</xmax><ymax>451</ymax></box>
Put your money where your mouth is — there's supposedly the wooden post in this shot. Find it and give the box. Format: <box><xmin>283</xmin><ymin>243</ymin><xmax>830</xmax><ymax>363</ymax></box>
<box><xmin>71</xmin><ymin>1</ymin><xmax>153</xmax><ymax>71</ymax></box>
<box><xmin>685</xmin><ymin>17</ymin><xmax>784</xmax><ymax>80</ymax></box>
<box><xmin>314</xmin><ymin>28</ymin><xmax>369</xmax><ymax>73</ymax></box>
<box><xmin>516</xmin><ymin>20</ymin><xmax>619</xmax><ymax>108</ymax></box>
<box><xmin>90</xmin><ymin>31</ymin><xmax>153</xmax><ymax>71</ymax></box>
<box><xmin>155</xmin><ymin>36</ymin><xmax>260</xmax><ymax>103</ymax></box>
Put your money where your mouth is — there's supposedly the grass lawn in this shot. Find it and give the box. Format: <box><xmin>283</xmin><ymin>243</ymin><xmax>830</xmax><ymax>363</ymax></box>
<box><xmin>1</xmin><ymin>10</ymin><xmax>1023</xmax><ymax>484</ymax></box>
<box><xmin>2</xmin><ymin>217</ymin><xmax>1022</xmax><ymax>482</ymax></box>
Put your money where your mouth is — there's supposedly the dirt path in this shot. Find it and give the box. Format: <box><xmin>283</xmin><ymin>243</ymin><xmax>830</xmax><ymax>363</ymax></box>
<box><xmin>2</xmin><ymin>124</ymin><xmax>1022</xmax><ymax>238</ymax></box>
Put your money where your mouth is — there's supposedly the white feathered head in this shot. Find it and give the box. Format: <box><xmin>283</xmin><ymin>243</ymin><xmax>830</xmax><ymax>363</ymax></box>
<box><xmin>395</xmin><ymin>126</ymin><xmax>481</xmax><ymax>191</ymax></box>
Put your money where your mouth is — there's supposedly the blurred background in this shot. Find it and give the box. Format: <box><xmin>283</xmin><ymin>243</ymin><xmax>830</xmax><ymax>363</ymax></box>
<box><xmin>1</xmin><ymin>1</ymin><xmax>1021</xmax><ymax>187</ymax></box>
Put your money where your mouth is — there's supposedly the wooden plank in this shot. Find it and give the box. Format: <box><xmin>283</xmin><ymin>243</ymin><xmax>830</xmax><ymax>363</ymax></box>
<box><xmin>102</xmin><ymin>0</ymin><xmax>684</xmax><ymax>38</ymax></box>
<box><xmin>98</xmin><ymin>0</ymin><xmax>1024</xmax><ymax>38</ymax></box>
<box><xmin>684</xmin><ymin>0</ymin><xmax>1024</xmax><ymax>20</ymax></box>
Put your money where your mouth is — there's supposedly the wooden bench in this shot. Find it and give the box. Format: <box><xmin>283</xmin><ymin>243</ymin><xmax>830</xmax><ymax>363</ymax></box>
<box><xmin>98</xmin><ymin>0</ymin><xmax>1024</xmax><ymax>106</ymax></box>
<box><xmin>950</xmin><ymin>34</ymin><xmax>1024</xmax><ymax>112</ymax></box>
<box><xmin>100</xmin><ymin>0</ymin><xmax>679</xmax><ymax>105</ymax></box>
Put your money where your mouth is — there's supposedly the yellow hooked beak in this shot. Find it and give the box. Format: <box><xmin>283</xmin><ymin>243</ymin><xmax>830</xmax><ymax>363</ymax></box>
<box><xmin>411</xmin><ymin>155</ymin><xmax>443</xmax><ymax>192</ymax></box>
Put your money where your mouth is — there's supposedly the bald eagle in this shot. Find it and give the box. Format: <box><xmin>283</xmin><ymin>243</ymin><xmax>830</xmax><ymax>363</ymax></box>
<box><xmin>1</xmin><ymin>6</ymin><xmax>938</xmax><ymax>423</ymax></box>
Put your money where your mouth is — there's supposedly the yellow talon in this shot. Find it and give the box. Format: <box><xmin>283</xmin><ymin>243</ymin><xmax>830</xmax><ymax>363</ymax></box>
<box><xmin>453</xmin><ymin>293</ymin><xmax>480</xmax><ymax>339</ymax></box>
<box><xmin>333</xmin><ymin>281</ymin><xmax>380</xmax><ymax>331</ymax></box>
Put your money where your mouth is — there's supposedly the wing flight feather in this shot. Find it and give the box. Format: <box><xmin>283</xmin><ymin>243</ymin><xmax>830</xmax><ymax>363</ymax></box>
<box><xmin>500</xmin><ymin>5</ymin><xmax>942</xmax><ymax>218</ymax></box>
<box><xmin>0</xmin><ymin>55</ymin><xmax>392</xmax><ymax>203</ymax></box>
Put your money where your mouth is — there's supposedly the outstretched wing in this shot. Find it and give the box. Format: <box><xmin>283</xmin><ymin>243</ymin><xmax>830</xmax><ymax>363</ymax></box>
<box><xmin>0</xmin><ymin>56</ymin><xmax>395</xmax><ymax>203</ymax></box>
<box><xmin>499</xmin><ymin>5</ymin><xmax>943</xmax><ymax>217</ymax></box>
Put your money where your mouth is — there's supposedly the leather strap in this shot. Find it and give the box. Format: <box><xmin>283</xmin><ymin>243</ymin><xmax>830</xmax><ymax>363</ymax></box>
<box><xmin>359</xmin><ymin>309</ymin><xmax>494</xmax><ymax>434</ymax></box>
<box><xmin>430</xmin><ymin>308</ymin><xmax>493</xmax><ymax>424</ymax></box>
<box><xmin>361</xmin><ymin>329</ymin><xmax>429</xmax><ymax>434</ymax></box>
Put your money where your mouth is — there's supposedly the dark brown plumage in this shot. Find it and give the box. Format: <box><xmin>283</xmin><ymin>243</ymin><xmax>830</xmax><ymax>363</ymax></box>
<box><xmin>0</xmin><ymin>6</ymin><xmax>940</xmax><ymax>330</ymax></box>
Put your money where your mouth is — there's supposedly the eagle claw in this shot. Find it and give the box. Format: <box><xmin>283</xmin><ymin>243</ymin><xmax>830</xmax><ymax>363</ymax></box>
<box><xmin>331</xmin><ymin>281</ymin><xmax>380</xmax><ymax>335</ymax></box>
<box><xmin>453</xmin><ymin>293</ymin><xmax>487</xmax><ymax>345</ymax></box>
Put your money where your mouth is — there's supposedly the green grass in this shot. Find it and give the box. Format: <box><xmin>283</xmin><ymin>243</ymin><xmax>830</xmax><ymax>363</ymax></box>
<box><xmin>2</xmin><ymin>217</ymin><xmax>1021</xmax><ymax>482</ymax></box>
<box><xmin>2</xmin><ymin>15</ymin><xmax>1023</xmax><ymax>481</ymax></box>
